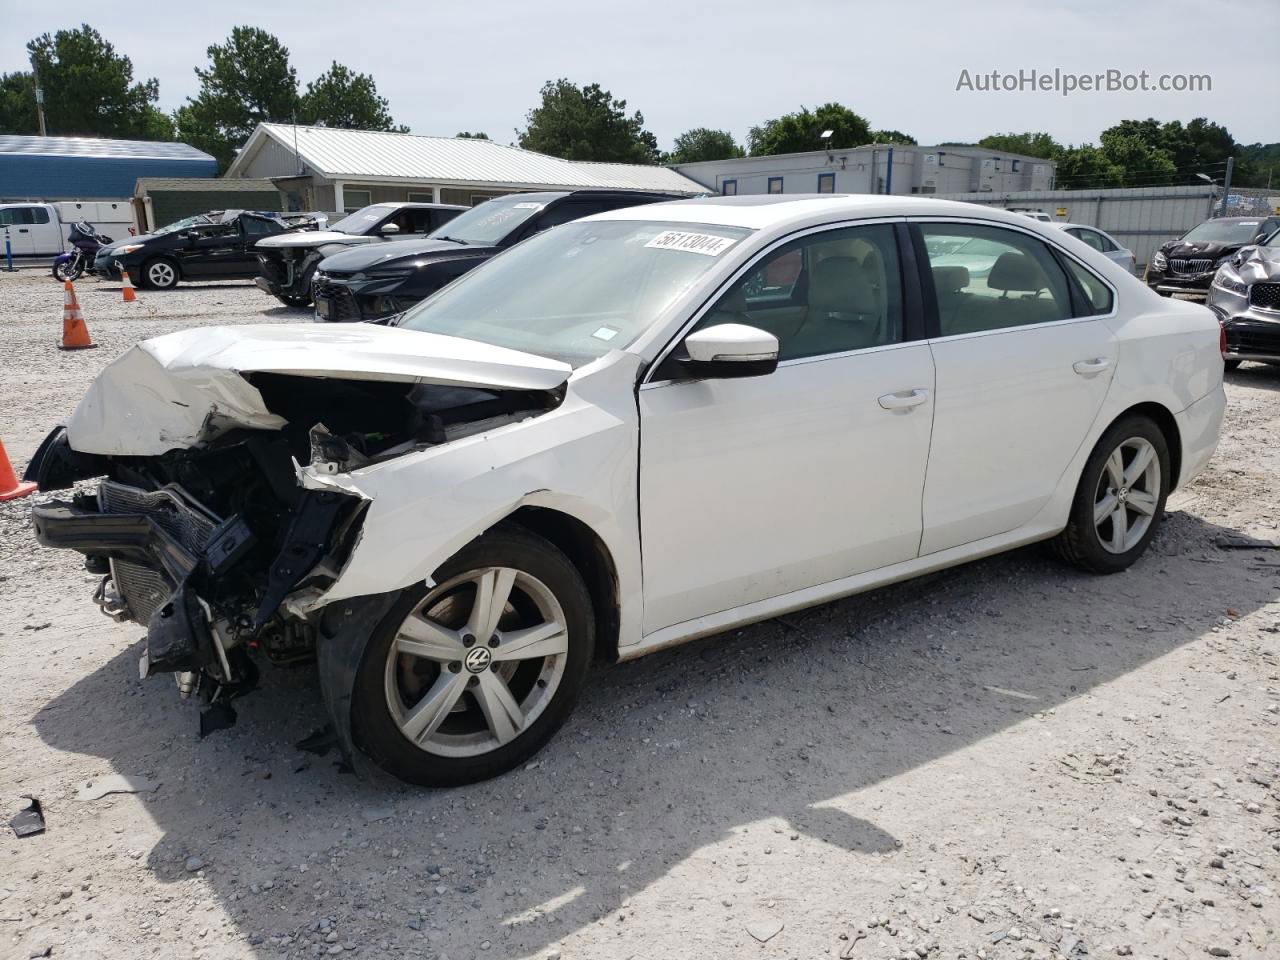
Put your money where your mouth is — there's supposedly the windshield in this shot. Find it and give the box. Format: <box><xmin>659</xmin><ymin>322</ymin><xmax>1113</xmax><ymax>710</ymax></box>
<box><xmin>328</xmin><ymin>205</ymin><xmax>396</xmax><ymax>235</ymax></box>
<box><xmin>1182</xmin><ymin>220</ymin><xmax>1262</xmax><ymax>244</ymax></box>
<box><xmin>153</xmin><ymin>214</ymin><xmax>214</xmax><ymax>236</ymax></box>
<box><xmin>398</xmin><ymin>219</ymin><xmax>752</xmax><ymax>366</ymax></box>
<box><xmin>428</xmin><ymin>196</ymin><xmax>549</xmax><ymax>245</ymax></box>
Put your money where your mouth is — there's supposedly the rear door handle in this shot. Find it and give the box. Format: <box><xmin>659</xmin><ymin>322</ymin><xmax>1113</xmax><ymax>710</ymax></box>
<box><xmin>878</xmin><ymin>388</ymin><xmax>930</xmax><ymax>410</ymax></box>
<box><xmin>1073</xmin><ymin>358</ymin><xmax>1111</xmax><ymax>376</ymax></box>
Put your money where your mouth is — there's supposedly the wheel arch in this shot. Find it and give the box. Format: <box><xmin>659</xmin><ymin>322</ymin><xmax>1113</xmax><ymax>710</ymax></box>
<box><xmin>1107</xmin><ymin>401</ymin><xmax>1182</xmax><ymax>490</ymax></box>
<box><xmin>502</xmin><ymin>505</ymin><xmax>621</xmax><ymax>664</ymax></box>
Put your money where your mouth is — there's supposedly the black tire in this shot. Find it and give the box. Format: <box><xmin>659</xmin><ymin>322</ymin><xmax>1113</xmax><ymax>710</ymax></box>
<box><xmin>1052</xmin><ymin>414</ymin><xmax>1171</xmax><ymax>574</ymax></box>
<box><xmin>52</xmin><ymin>260</ymin><xmax>83</xmax><ymax>282</ymax></box>
<box><xmin>279</xmin><ymin>292</ymin><xmax>313</xmax><ymax>308</ymax></box>
<box><xmin>350</xmin><ymin>527</ymin><xmax>594</xmax><ymax>786</ymax></box>
<box><xmin>1224</xmin><ymin>359</ymin><xmax>1241</xmax><ymax>371</ymax></box>
<box><xmin>140</xmin><ymin>257</ymin><xmax>179</xmax><ymax>290</ymax></box>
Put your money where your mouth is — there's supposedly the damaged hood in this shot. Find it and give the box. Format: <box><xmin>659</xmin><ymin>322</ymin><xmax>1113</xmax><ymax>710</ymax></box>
<box><xmin>255</xmin><ymin>231</ymin><xmax>373</xmax><ymax>250</ymax></box>
<box><xmin>1231</xmin><ymin>245</ymin><xmax>1280</xmax><ymax>283</ymax></box>
<box><xmin>66</xmin><ymin>324</ymin><xmax>572</xmax><ymax>456</ymax></box>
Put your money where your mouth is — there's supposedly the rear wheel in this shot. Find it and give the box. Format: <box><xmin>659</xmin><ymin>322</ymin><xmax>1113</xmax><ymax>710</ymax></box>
<box><xmin>141</xmin><ymin>258</ymin><xmax>179</xmax><ymax>290</ymax></box>
<box><xmin>350</xmin><ymin>528</ymin><xmax>593</xmax><ymax>786</ymax></box>
<box><xmin>1053</xmin><ymin>415</ymin><xmax>1170</xmax><ymax>574</ymax></box>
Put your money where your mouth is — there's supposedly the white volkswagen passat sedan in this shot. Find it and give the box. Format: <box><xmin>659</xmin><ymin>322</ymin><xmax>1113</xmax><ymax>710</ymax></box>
<box><xmin>26</xmin><ymin>196</ymin><xmax>1226</xmax><ymax>786</ymax></box>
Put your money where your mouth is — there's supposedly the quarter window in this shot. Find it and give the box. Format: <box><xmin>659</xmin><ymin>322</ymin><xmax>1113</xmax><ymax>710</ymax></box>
<box><xmin>1060</xmin><ymin>256</ymin><xmax>1114</xmax><ymax>315</ymax></box>
<box><xmin>920</xmin><ymin>223</ymin><xmax>1074</xmax><ymax>335</ymax></box>
<box><xmin>693</xmin><ymin>224</ymin><xmax>904</xmax><ymax>361</ymax></box>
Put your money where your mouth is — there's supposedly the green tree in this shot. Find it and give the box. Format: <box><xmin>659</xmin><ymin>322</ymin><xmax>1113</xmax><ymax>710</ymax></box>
<box><xmin>175</xmin><ymin>27</ymin><xmax>300</xmax><ymax>170</ymax></box>
<box><xmin>977</xmin><ymin>131</ymin><xmax>1060</xmax><ymax>159</ymax></box>
<box><xmin>667</xmin><ymin>127</ymin><xmax>743</xmax><ymax>164</ymax></box>
<box><xmin>517</xmin><ymin>79</ymin><xmax>659</xmax><ymax>163</ymax></box>
<box><xmin>455</xmin><ymin>131</ymin><xmax>489</xmax><ymax>139</ymax></box>
<box><xmin>871</xmin><ymin>129</ymin><xmax>917</xmax><ymax>146</ymax></box>
<box><xmin>747</xmin><ymin>103</ymin><xmax>871</xmax><ymax>155</ymax></box>
<box><xmin>0</xmin><ymin>24</ymin><xmax>171</xmax><ymax>139</ymax></box>
<box><xmin>298</xmin><ymin>62</ymin><xmax>403</xmax><ymax>131</ymax></box>
<box><xmin>1097</xmin><ymin>130</ymin><xmax>1177</xmax><ymax>186</ymax></box>
<box><xmin>1053</xmin><ymin>144</ymin><xmax>1123</xmax><ymax>188</ymax></box>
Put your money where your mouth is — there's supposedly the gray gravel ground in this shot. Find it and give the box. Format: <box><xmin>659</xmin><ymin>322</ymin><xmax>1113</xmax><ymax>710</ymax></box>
<box><xmin>0</xmin><ymin>269</ymin><xmax>1277</xmax><ymax>960</ymax></box>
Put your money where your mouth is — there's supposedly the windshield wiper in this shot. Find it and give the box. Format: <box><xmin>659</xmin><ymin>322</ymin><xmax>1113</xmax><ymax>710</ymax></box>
<box><xmin>434</xmin><ymin>235</ymin><xmax>469</xmax><ymax>245</ymax></box>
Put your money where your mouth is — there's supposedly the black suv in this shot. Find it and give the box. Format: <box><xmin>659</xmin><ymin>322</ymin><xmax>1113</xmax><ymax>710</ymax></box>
<box><xmin>254</xmin><ymin>202</ymin><xmax>466</xmax><ymax>307</ymax></box>
<box><xmin>312</xmin><ymin>190</ymin><xmax>683</xmax><ymax>322</ymax></box>
<box><xmin>92</xmin><ymin>210</ymin><xmax>298</xmax><ymax>289</ymax></box>
<box><xmin>1147</xmin><ymin>215</ymin><xmax>1280</xmax><ymax>297</ymax></box>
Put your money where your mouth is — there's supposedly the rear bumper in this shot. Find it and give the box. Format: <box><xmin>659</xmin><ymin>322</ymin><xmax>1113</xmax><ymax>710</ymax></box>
<box><xmin>1174</xmin><ymin>386</ymin><xmax>1226</xmax><ymax>489</ymax></box>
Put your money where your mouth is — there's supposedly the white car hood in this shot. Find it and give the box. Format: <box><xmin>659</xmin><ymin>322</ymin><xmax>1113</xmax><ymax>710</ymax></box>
<box><xmin>255</xmin><ymin>231</ymin><xmax>373</xmax><ymax>250</ymax></box>
<box><xmin>66</xmin><ymin>324</ymin><xmax>572</xmax><ymax>456</ymax></box>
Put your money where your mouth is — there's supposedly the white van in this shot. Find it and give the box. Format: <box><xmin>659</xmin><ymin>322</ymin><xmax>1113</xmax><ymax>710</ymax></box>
<box><xmin>0</xmin><ymin>201</ymin><xmax>137</xmax><ymax>257</ymax></box>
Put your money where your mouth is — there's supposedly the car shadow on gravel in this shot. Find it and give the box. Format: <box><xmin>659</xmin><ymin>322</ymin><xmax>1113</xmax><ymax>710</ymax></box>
<box><xmin>29</xmin><ymin>509</ymin><xmax>1279</xmax><ymax>956</ymax></box>
<box><xmin>1227</xmin><ymin>363</ymin><xmax>1280</xmax><ymax>391</ymax></box>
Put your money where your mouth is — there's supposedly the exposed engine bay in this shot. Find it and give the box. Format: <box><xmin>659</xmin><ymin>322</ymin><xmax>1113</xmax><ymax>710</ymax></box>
<box><xmin>27</xmin><ymin>372</ymin><xmax>563</xmax><ymax>731</ymax></box>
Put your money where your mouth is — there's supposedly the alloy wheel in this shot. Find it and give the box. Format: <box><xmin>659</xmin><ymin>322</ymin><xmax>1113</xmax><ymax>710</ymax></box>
<box><xmin>1093</xmin><ymin>436</ymin><xmax>1161</xmax><ymax>554</ymax></box>
<box><xmin>148</xmin><ymin>262</ymin><xmax>176</xmax><ymax>287</ymax></box>
<box><xmin>383</xmin><ymin>567</ymin><xmax>569</xmax><ymax>758</ymax></box>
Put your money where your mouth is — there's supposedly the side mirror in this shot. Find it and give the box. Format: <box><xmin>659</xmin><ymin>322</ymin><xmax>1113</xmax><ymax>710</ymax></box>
<box><xmin>379</xmin><ymin>222</ymin><xmax>401</xmax><ymax>235</ymax></box>
<box><xmin>665</xmin><ymin>323</ymin><xmax>779</xmax><ymax>380</ymax></box>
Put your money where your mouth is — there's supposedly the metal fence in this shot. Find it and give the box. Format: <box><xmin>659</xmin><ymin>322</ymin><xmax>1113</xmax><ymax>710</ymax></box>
<box><xmin>936</xmin><ymin>185</ymin><xmax>1223</xmax><ymax>269</ymax></box>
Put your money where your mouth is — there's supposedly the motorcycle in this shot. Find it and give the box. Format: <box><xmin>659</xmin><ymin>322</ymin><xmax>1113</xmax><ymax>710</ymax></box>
<box><xmin>52</xmin><ymin>221</ymin><xmax>112</xmax><ymax>282</ymax></box>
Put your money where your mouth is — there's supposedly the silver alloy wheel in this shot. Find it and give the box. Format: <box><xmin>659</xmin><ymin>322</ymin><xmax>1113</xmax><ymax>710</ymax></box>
<box><xmin>1093</xmin><ymin>436</ymin><xmax>1161</xmax><ymax>554</ymax></box>
<box><xmin>148</xmin><ymin>261</ymin><xmax>176</xmax><ymax>287</ymax></box>
<box><xmin>384</xmin><ymin>567</ymin><xmax>569</xmax><ymax>758</ymax></box>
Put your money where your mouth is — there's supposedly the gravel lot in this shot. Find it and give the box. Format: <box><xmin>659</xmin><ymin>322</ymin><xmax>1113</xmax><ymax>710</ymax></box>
<box><xmin>1</xmin><ymin>269</ymin><xmax>1277</xmax><ymax>960</ymax></box>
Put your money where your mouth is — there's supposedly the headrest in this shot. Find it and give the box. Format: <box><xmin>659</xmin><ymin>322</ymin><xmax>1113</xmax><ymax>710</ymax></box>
<box><xmin>932</xmin><ymin>265</ymin><xmax>970</xmax><ymax>293</ymax></box>
<box><xmin>987</xmin><ymin>252</ymin><xmax>1046</xmax><ymax>292</ymax></box>
<box><xmin>810</xmin><ymin>256</ymin><xmax>872</xmax><ymax>312</ymax></box>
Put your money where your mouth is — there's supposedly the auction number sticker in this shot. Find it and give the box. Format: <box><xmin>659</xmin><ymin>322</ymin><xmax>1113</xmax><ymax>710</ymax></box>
<box><xmin>644</xmin><ymin>230</ymin><xmax>736</xmax><ymax>256</ymax></box>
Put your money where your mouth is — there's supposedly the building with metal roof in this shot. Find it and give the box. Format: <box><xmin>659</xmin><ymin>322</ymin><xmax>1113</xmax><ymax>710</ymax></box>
<box><xmin>0</xmin><ymin>135</ymin><xmax>217</xmax><ymax>201</ymax></box>
<box><xmin>672</xmin><ymin>145</ymin><xmax>1056</xmax><ymax>198</ymax></box>
<box><xmin>226</xmin><ymin>123</ymin><xmax>704</xmax><ymax>212</ymax></box>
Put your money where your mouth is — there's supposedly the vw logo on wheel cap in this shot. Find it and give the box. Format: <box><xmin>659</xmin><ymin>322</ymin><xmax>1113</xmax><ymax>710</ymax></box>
<box><xmin>464</xmin><ymin>647</ymin><xmax>492</xmax><ymax>673</ymax></box>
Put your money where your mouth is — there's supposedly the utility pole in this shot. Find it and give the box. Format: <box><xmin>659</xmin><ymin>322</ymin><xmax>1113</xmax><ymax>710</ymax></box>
<box><xmin>1218</xmin><ymin>156</ymin><xmax>1233</xmax><ymax>217</ymax></box>
<box><xmin>31</xmin><ymin>58</ymin><xmax>47</xmax><ymax>137</ymax></box>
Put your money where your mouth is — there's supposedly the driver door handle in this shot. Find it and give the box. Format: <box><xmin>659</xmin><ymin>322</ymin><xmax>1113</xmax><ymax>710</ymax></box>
<box><xmin>1073</xmin><ymin>358</ymin><xmax>1112</xmax><ymax>376</ymax></box>
<box><xmin>878</xmin><ymin>388</ymin><xmax>930</xmax><ymax>411</ymax></box>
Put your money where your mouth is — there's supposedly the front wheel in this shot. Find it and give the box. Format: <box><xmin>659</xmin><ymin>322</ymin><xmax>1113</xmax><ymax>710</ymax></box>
<box><xmin>350</xmin><ymin>527</ymin><xmax>594</xmax><ymax>786</ymax></box>
<box><xmin>141</xmin><ymin>258</ymin><xmax>179</xmax><ymax>290</ymax></box>
<box><xmin>1053</xmin><ymin>415</ymin><xmax>1171</xmax><ymax>574</ymax></box>
<box><xmin>52</xmin><ymin>258</ymin><xmax>83</xmax><ymax>282</ymax></box>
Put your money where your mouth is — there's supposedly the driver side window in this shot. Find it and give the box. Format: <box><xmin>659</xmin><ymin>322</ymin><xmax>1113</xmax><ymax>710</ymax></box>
<box><xmin>693</xmin><ymin>224</ymin><xmax>904</xmax><ymax>361</ymax></box>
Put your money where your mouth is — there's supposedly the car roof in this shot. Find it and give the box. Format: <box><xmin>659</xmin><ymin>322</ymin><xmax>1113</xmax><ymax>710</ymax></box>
<box><xmin>590</xmin><ymin>194</ymin><xmax>1063</xmax><ymax>231</ymax></box>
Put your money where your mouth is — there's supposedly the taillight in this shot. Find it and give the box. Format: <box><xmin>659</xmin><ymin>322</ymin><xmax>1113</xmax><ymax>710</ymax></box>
<box><xmin>1219</xmin><ymin>323</ymin><xmax>1227</xmax><ymax>359</ymax></box>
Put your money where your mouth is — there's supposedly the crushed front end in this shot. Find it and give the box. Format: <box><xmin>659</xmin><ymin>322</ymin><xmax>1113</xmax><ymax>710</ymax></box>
<box><xmin>22</xmin><ymin>323</ymin><xmax>570</xmax><ymax>739</ymax></box>
<box><xmin>27</xmin><ymin>423</ymin><xmax>367</xmax><ymax>726</ymax></box>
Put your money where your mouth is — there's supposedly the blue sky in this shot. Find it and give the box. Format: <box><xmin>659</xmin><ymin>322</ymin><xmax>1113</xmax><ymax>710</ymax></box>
<box><xmin>2</xmin><ymin>0</ymin><xmax>1276</xmax><ymax>149</ymax></box>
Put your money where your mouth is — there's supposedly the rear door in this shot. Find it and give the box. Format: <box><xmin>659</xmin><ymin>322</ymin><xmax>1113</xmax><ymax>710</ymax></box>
<box><xmin>914</xmin><ymin>219</ymin><xmax>1118</xmax><ymax>554</ymax></box>
<box><xmin>178</xmin><ymin>221</ymin><xmax>246</xmax><ymax>277</ymax></box>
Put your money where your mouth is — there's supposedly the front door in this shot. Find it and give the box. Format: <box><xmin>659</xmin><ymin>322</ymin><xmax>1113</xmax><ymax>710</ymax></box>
<box><xmin>179</xmin><ymin>222</ymin><xmax>248</xmax><ymax>278</ymax></box>
<box><xmin>914</xmin><ymin>220</ymin><xmax>1118</xmax><ymax>554</ymax></box>
<box><xmin>639</xmin><ymin>222</ymin><xmax>936</xmax><ymax>634</ymax></box>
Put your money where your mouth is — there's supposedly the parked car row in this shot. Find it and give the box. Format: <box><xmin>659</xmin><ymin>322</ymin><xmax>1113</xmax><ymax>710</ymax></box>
<box><xmin>24</xmin><ymin>194</ymin><xmax>1227</xmax><ymax>787</ymax></box>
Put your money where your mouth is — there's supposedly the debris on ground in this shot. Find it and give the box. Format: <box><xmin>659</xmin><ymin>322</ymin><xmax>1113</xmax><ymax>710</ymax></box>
<box><xmin>8</xmin><ymin>797</ymin><xmax>45</xmax><ymax>838</ymax></box>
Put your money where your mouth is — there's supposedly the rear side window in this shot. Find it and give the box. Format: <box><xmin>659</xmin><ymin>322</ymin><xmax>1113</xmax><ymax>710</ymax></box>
<box><xmin>920</xmin><ymin>223</ymin><xmax>1073</xmax><ymax>336</ymax></box>
<box><xmin>403</xmin><ymin>208</ymin><xmax>437</xmax><ymax>234</ymax></box>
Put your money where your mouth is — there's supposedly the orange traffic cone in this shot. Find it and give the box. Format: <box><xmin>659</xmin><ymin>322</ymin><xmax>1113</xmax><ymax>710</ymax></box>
<box><xmin>58</xmin><ymin>280</ymin><xmax>97</xmax><ymax>351</ymax></box>
<box><xmin>120</xmin><ymin>270</ymin><xmax>138</xmax><ymax>302</ymax></box>
<box><xmin>0</xmin><ymin>437</ymin><xmax>36</xmax><ymax>501</ymax></box>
